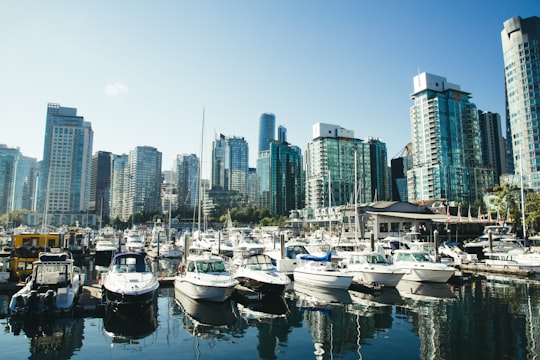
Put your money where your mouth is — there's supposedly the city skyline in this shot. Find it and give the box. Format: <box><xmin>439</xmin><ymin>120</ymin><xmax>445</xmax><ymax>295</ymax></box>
<box><xmin>1</xmin><ymin>2</ymin><xmax>538</xmax><ymax>177</ymax></box>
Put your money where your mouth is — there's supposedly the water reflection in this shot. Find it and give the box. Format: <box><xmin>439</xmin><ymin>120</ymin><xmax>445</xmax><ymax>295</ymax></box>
<box><xmin>8</xmin><ymin>315</ymin><xmax>83</xmax><ymax>359</ymax></box>
<box><xmin>174</xmin><ymin>287</ymin><xmax>237</xmax><ymax>329</ymax></box>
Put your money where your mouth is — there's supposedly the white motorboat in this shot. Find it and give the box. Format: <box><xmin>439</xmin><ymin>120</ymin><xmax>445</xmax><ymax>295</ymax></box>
<box><xmin>483</xmin><ymin>247</ymin><xmax>540</xmax><ymax>273</ymax></box>
<box><xmin>438</xmin><ymin>241</ymin><xmax>477</xmax><ymax>265</ymax></box>
<box><xmin>9</xmin><ymin>249</ymin><xmax>83</xmax><ymax>316</ymax></box>
<box><xmin>174</xmin><ymin>252</ymin><xmax>238</xmax><ymax>302</ymax></box>
<box><xmin>0</xmin><ymin>249</ymin><xmax>10</xmax><ymax>283</ymax></box>
<box><xmin>264</xmin><ymin>241</ymin><xmax>311</xmax><ymax>276</ymax></box>
<box><xmin>94</xmin><ymin>238</ymin><xmax>118</xmax><ymax>267</ymax></box>
<box><xmin>293</xmin><ymin>252</ymin><xmax>353</xmax><ymax>290</ymax></box>
<box><xmin>101</xmin><ymin>252</ymin><xmax>159</xmax><ymax>313</ymax></box>
<box><xmin>341</xmin><ymin>251</ymin><xmax>405</xmax><ymax>288</ymax></box>
<box><xmin>463</xmin><ymin>225</ymin><xmax>516</xmax><ymax>260</ymax></box>
<box><xmin>232</xmin><ymin>253</ymin><xmax>291</xmax><ymax>296</ymax></box>
<box><xmin>392</xmin><ymin>249</ymin><xmax>456</xmax><ymax>283</ymax></box>
<box><xmin>124</xmin><ymin>229</ymin><xmax>146</xmax><ymax>253</ymax></box>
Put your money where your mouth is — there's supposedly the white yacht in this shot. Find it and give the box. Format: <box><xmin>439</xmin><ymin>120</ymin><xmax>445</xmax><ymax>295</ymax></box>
<box><xmin>293</xmin><ymin>252</ymin><xmax>353</xmax><ymax>290</ymax></box>
<box><xmin>342</xmin><ymin>251</ymin><xmax>405</xmax><ymax>287</ymax></box>
<box><xmin>392</xmin><ymin>249</ymin><xmax>456</xmax><ymax>283</ymax></box>
<box><xmin>175</xmin><ymin>252</ymin><xmax>238</xmax><ymax>302</ymax></box>
<box><xmin>232</xmin><ymin>253</ymin><xmax>291</xmax><ymax>296</ymax></box>
<box><xmin>101</xmin><ymin>252</ymin><xmax>159</xmax><ymax>313</ymax></box>
<box><xmin>124</xmin><ymin>228</ymin><xmax>146</xmax><ymax>253</ymax></box>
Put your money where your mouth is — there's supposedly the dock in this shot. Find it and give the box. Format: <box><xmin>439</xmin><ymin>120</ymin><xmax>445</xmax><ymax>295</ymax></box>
<box><xmin>455</xmin><ymin>263</ymin><xmax>535</xmax><ymax>278</ymax></box>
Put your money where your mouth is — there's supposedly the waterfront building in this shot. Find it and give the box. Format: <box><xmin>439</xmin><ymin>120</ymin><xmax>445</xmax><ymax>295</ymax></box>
<box><xmin>258</xmin><ymin>113</ymin><xmax>275</xmax><ymax>153</ymax></box>
<box><xmin>0</xmin><ymin>145</ymin><xmax>20</xmax><ymax>214</ymax></box>
<box><xmin>366</xmin><ymin>137</ymin><xmax>391</xmax><ymax>201</ymax></box>
<box><xmin>257</xmin><ymin>136</ymin><xmax>303</xmax><ymax>216</ymax></box>
<box><xmin>305</xmin><ymin>123</ymin><xmax>371</xmax><ymax>211</ymax></box>
<box><xmin>126</xmin><ymin>146</ymin><xmax>162</xmax><ymax>219</ymax></box>
<box><xmin>37</xmin><ymin>103</ymin><xmax>93</xmax><ymax>220</ymax></box>
<box><xmin>89</xmin><ymin>151</ymin><xmax>112</xmax><ymax>220</ymax></box>
<box><xmin>478</xmin><ymin>111</ymin><xmax>506</xmax><ymax>186</ymax></box>
<box><xmin>12</xmin><ymin>154</ymin><xmax>38</xmax><ymax>212</ymax></box>
<box><xmin>173</xmin><ymin>154</ymin><xmax>199</xmax><ymax>212</ymax></box>
<box><xmin>110</xmin><ymin>154</ymin><xmax>129</xmax><ymax>222</ymax></box>
<box><xmin>211</xmin><ymin>133</ymin><xmax>249</xmax><ymax>196</ymax></box>
<box><xmin>407</xmin><ymin>73</ymin><xmax>493</xmax><ymax>204</ymax></box>
<box><xmin>390</xmin><ymin>143</ymin><xmax>413</xmax><ymax>201</ymax></box>
<box><xmin>246</xmin><ymin>167</ymin><xmax>257</xmax><ymax>207</ymax></box>
<box><xmin>501</xmin><ymin>16</ymin><xmax>540</xmax><ymax>189</ymax></box>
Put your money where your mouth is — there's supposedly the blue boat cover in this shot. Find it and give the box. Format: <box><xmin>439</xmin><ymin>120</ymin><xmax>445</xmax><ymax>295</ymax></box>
<box><xmin>299</xmin><ymin>251</ymin><xmax>332</xmax><ymax>262</ymax></box>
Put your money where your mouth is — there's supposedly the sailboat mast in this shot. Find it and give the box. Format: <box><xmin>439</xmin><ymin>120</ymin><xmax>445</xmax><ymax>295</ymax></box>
<box><xmin>198</xmin><ymin>108</ymin><xmax>205</xmax><ymax>234</ymax></box>
<box><xmin>519</xmin><ymin>146</ymin><xmax>527</xmax><ymax>240</ymax></box>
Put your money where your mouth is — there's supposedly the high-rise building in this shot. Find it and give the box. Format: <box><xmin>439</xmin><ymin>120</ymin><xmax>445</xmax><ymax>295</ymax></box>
<box><xmin>38</xmin><ymin>103</ymin><xmax>93</xmax><ymax>218</ymax></box>
<box><xmin>407</xmin><ymin>73</ymin><xmax>493</xmax><ymax>203</ymax></box>
<box><xmin>174</xmin><ymin>154</ymin><xmax>199</xmax><ymax>211</ymax></box>
<box><xmin>127</xmin><ymin>146</ymin><xmax>162</xmax><ymax>218</ymax></box>
<box><xmin>12</xmin><ymin>154</ymin><xmax>38</xmax><ymax>212</ymax></box>
<box><xmin>110</xmin><ymin>154</ymin><xmax>129</xmax><ymax>222</ymax></box>
<box><xmin>89</xmin><ymin>151</ymin><xmax>112</xmax><ymax>220</ymax></box>
<box><xmin>478</xmin><ymin>111</ymin><xmax>506</xmax><ymax>185</ymax></box>
<box><xmin>366</xmin><ymin>137</ymin><xmax>390</xmax><ymax>201</ymax></box>
<box><xmin>501</xmin><ymin>16</ymin><xmax>540</xmax><ymax>188</ymax></box>
<box><xmin>211</xmin><ymin>134</ymin><xmax>249</xmax><ymax>195</ymax></box>
<box><xmin>305</xmin><ymin>123</ymin><xmax>371</xmax><ymax>210</ymax></box>
<box><xmin>258</xmin><ymin>113</ymin><xmax>275</xmax><ymax>153</ymax></box>
<box><xmin>390</xmin><ymin>143</ymin><xmax>413</xmax><ymax>201</ymax></box>
<box><xmin>0</xmin><ymin>145</ymin><xmax>20</xmax><ymax>215</ymax></box>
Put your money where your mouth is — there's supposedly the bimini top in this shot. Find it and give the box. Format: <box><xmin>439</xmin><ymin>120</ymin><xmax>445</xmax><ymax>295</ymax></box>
<box><xmin>299</xmin><ymin>251</ymin><xmax>332</xmax><ymax>262</ymax></box>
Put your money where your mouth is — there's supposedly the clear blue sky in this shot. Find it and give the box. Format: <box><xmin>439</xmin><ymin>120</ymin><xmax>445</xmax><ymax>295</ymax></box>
<box><xmin>1</xmin><ymin>1</ymin><xmax>538</xmax><ymax>178</ymax></box>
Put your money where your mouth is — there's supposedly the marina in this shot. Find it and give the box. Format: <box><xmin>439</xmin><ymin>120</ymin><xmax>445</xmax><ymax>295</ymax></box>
<box><xmin>0</xmin><ymin>257</ymin><xmax>539</xmax><ymax>359</ymax></box>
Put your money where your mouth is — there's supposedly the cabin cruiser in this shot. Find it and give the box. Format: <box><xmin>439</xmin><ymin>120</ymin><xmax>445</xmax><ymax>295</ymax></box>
<box><xmin>341</xmin><ymin>251</ymin><xmax>405</xmax><ymax>287</ymax></box>
<box><xmin>9</xmin><ymin>249</ymin><xmax>83</xmax><ymax>316</ymax></box>
<box><xmin>392</xmin><ymin>249</ymin><xmax>456</xmax><ymax>283</ymax></box>
<box><xmin>175</xmin><ymin>252</ymin><xmax>238</xmax><ymax>302</ymax></box>
<box><xmin>438</xmin><ymin>241</ymin><xmax>477</xmax><ymax>265</ymax></box>
<box><xmin>232</xmin><ymin>253</ymin><xmax>291</xmax><ymax>296</ymax></box>
<box><xmin>94</xmin><ymin>238</ymin><xmax>118</xmax><ymax>267</ymax></box>
<box><xmin>264</xmin><ymin>241</ymin><xmax>311</xmax><ymax>277</ymax></box>
<box><xmin>101</xmin><ymin>252</ymin><xmax>159</xmax><ymax>313</ymax></box>
<box><xmin>293</xmin><ymin>252</ymin><xmax>353</xmax><ymax>290</ymax></box>
<box><xmin>124</xmin><ymin>229</ymin><xmax>146</xmax><ymax>253</ymax></box>
<box><xmin>463</xmin><ymin>225</ymin><xmax>516</xmax><ymax>260</ymax></box>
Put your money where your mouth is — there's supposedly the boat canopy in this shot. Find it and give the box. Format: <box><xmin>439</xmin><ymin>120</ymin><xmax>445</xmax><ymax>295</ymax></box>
<box><xmin>299</xmin><ymin>251</ymin><xmax>332</xmax><ymax>262</ymax></box>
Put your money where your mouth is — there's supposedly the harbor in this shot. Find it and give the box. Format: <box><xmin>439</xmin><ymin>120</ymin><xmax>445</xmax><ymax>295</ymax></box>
<box><xmin>0</xmin><ymin>258</ymin><xmax>539</xmax><ymax>360</ymax></box>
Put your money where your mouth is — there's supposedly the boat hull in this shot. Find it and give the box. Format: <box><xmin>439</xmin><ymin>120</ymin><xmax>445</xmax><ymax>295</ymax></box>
<box><xmin>350</xmin><ymin>269</ymin><xmax>404</xmax><ymax>288</ymax></box>
<box><xmin>399</xmin><ymin>266</ymin><xmax>455</xmax><ymax>283</ymax></box>
<box><xmin>293</xmin><ymin>267</ymin><xmax>353</xmax><ymax>290</ymax></box>
<box><xmin>174</xmin><ymin>276</ymin><xmax>236</xmax><ymax>302</ymax></box>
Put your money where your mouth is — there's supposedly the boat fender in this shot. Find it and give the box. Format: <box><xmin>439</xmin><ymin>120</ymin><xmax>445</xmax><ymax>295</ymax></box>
<box><xmin>178</xmin><ymin>265</ymin><xmax>185</xmax><ymax>273</ymax></box>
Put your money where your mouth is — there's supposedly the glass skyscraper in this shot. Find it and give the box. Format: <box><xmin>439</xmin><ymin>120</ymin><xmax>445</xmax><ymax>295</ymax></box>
<box><xmin>127</xmin><ymin>146</ymin><xmax>162</xmax><ymax>218</ymax></box>
<box><xmin>407</xmin><ymin>73</ymin><xmax>492</xmax><ymax>203</ymax></box>
<box><xmin>211</xmin><ymin>134</ymin><xmax>248</xmax><ymax>195</ymax></box>
<box><xmin>305</xmin><ymin>123</ymin><xmax>371</xmax><ymax>210</ymax></box>
<box><xmin>174</xmin><ymin>153</ymin><xmax>199</xmax><ymax>211</ymax></box>
<box><xmin>38</xmin><ymin>103</ymin><xmax>93</xmax><ymax>218</ymax></box>
<box><xmin>258</xmin><ymin>113</ymin><xmax>275</xmax><ymax>153</ymax></box>
<box><xmin>501</xmin><ymin>16</ymin><xmax>540</xmax><ymax>189</ymax></box>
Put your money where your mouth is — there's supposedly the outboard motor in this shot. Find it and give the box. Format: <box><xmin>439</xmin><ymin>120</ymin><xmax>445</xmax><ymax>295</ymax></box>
<box><xmin>26</xmin><ymin>290</ymin><xmax>40</xmax><ymax>313</ymax></box>
<box><xmin>43</xmin><ymin>290</ymin><xmax>56</xmax><ymax>313</ymax></box>
<box><xmin>14</xmin><ymin>295</ymin><xmax>26</xmax><ymax>312</ymax></box>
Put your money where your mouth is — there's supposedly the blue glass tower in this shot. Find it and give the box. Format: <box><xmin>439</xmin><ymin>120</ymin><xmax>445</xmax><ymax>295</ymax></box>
<box><xmin>258</xmin><ymin>113</ymin><xmax>275</xmax><ymax>153</ymax></box>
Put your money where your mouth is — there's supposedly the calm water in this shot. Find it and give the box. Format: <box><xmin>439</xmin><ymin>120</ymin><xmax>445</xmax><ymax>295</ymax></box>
<box><xmin>0</xmin><ymin>259</ymin><xmax>539</xmax><ymax>360</ymax></box>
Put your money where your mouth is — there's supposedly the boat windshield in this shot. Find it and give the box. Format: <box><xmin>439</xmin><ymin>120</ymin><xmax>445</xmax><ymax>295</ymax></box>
<box><xmin>189</xmin><ymin>260</ymin><xmax>226</xmax><ymax>273</ymax></box>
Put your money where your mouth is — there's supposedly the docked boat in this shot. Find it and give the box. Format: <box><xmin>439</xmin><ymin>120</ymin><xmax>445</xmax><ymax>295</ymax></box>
<box><xmin>174</xmin><ymin>252</ymin><xmax>238</xmax><ymax>302</ymax></box>
<box><xmin>341</xmin><ymin>251</ymin><xmax>405</xmax><ymax>288</ymax></box>
<box><xmin>124</xmin><ymin>229</ymin><xmax>146</xmax><ymax>253</ymax></box>
<box><xmin>9</xmin><ymin>249</ymin><xmax>83</xmax><ymax>316</ymax></box>
<box><xmin>438</xmin><ymin>241</ymin><xmax>477</xmax><ymax>265</ymax></box>
<box><xmin>101</xmin><ymin>252</ymin><xmax>159</xmax><ymax>313</ymax></box>
<box><xmin>93</xmin><ymin>238</ymin><xmax>118</xmax><ymax>267</ymax></box>
<box><xmin>293</xmin><ymin>252</ymin><xmax>353</xmax><ymax>290</ymax></box>
<box><xmin>232</xmin><ymin>253</ymin><xmax>291</xmax><ymax>296</ymax></box>
<box><xmin>483</xmin><ymin>247</ymin><xmax>540</xmax><ymax>273</ymax></box>
<box><xmin>463</xmin><ymin>225</ymin><xmax>516</xmax><ymax>260</ymax></box>
<box><xmin>264</xmin><ymin>241</ymin><xmax>311</xmax><ymax>276</ymax></box>
<box><xmin>392</xmin><ymin>249</ymin><xmax>456</xmax><ymax>283</ymax></box>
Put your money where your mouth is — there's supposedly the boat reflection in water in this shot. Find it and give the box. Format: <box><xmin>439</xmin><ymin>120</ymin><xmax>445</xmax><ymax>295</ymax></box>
<box><xmin>396</xmin><ymin>280</ymin><xmax>456</xmax><ymax>303</ymax></box>
<box><xmin>174</xmin><ymin>287</ymin><xmax>237</xmax><ymax>330</ymax></box>
<box><xmin>233</xmin><ymin>291</ymin><xmax>289</xmax><ymax>326</ymax></box>
<box><xmin>103</xmin><ymin>301</ymin><xmax>158</xmax><ymax>343</ymax></box>
<box><xmin>293</xmin><ymin>281</ymin><xmax>353</xmax><ymax>307</ymax></box>
<box><xmin>8</xmin><ymin>315</ymin><xmax>83</xmax><ymax>358</ymax></box>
